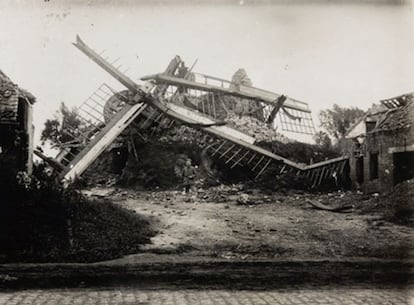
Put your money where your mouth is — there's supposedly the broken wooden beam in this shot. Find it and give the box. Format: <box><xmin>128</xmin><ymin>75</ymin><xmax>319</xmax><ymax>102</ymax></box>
<box><xmin>306</xmin><ymin>199</ymin><xmax>352</xmax><ymax>213</ymax></box>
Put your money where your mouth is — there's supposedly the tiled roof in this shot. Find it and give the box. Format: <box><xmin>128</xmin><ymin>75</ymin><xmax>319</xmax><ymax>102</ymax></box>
<box><xmin>0</xmin><ymin>69</ymin><xmax>36</xmax><ymax>124</ymax></box>
<box><xmin>370</xmin><ymin>93</ymin><xmax>413</xmax><ymax>133</ymax></box>
<box><xmin>0</xmin><ymin>69</ymin><xmax>36</xmax><ymax>104</ymax></box>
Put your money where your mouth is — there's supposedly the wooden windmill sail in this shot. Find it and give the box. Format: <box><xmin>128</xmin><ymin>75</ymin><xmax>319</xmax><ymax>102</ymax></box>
<box><xmin>38</xmin><ymin>35</ymin><xmax>347</xmax><ymax>187</ymax></box>
<box><xmin>141</xmin><ymin>68</ymin><xmax>316</xmax><ymax>135</ymax></box>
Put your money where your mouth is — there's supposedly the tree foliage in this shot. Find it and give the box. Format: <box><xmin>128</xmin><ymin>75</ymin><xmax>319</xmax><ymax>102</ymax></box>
<box><xmin>319</xmin><ymin>104</ymin><xmax>365</xmax><ymax>140</ymax></box>
<box><xmin>41</xmin><ymin>102</ymin><xmax>82</xmax><ymax>147</ymax></box>
<box><xmin>313</xmin><ymin>131</ymin><xmax>332</xmax><ymax>149</ymax></box>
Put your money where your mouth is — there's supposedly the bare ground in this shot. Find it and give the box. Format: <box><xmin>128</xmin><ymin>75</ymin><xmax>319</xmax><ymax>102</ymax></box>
<box><xmin>83</xmin><ymin>186</ymin><xmax>413</xmax><ymax>260</ymax></box>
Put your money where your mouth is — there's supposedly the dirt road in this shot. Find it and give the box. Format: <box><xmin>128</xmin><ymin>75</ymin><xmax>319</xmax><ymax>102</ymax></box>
<box><xmin>84</xmin><ymin>186</ymin><xmax>412</xmax><ymax>260</ymax></box>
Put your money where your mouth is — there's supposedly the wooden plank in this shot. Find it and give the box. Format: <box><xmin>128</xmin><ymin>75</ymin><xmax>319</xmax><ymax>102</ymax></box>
<box><xmin>339</xmin><ymin>160</ymin><xmax>347</xmax><ymax>174</ymax></box>
<box><xmin>320</xmin><ymin>164</ymin><xmax>329</xmax><ymax>181</ymax></box>
<box><xmin>219</xmin><ymin>144</ymin><xmax>235</xmax><ymax>159</ymax></box>
<box><xmin>34</xmin><ymin>149</ymin><xmax>65</xmax><ymax>171</ymax></box>
<box><xmin>161</xmin><ymin>102</ymin><xmax>305</xmax><ymax>169</ymax></box>
<box><xmin>25</xmin><ymin>101</ymin><xmax>34</xmax><ymax>174</ymax></box>
<box><xmin>211</xmin><ymin>141</ymin><xmax>226</xmax><ymax>156</ymax></box>
<box><xmin>61</xmin><ymin>101</ymin><xmax>147</xmax><ymax>182</ymax></box>
<box><xmin>212</xmin><ymin>94</ymin><xmax>217</xmax><ymax>118</ymax></box>
<box><xmin>140</xmin><ymin>110</ymin><xmax>157</xmax><ymax>129</ymax></box>
<box><xmin>73</xmin><ymin>35</ymin><xmax>149</xmax><ymax>94</ymax></box>
<box><xmin>247</xmin><ymin>153</ymin><xmax>257</xmax><ymax>164</ymax></box>
<box><xmin>324</xmin><ymin>164</ymin><xmax>333</xmax><ymax>180</ymax></box>
<box><xmin>143</xmin><ymin>73</ymin><xmax>311</xmax><ymax>113</ymax></box>
<box><xmin>167</xmin><ymin>120</ymin><xmax>175</xmax><ymax>128</ymax></box>
<box><xmin>266</xmin><ymin>95</ymin><xmax>286</xmax><ymax>124</ymax></box>
<box><xmin>306</xmin><ymin>199</ymin><xmax>352</xmax><ymax>212</ymax></box>
<box><xmin>225</xmin><ymin>148</ymin><xmax>242</xmax><ymax>164</ymax></box>
<box><xmin>317</xmin><ymin>166</ymin><xmax>326</xmax><ymax>186</ymax></box>
<box><xmin>167</xmin><ymin>103</ymin><xmax>256</xmax><ymax>145</ymax></box>
<box><xmin>312</xmin><ymin>168</ymin><xmax>321</xmax><ymax>188</ymax></box>
<box><xmin>152</xmin><ymin>113</ymin><xmax>164</xmax><ymax>123</ymax></box>
<box><xmin>159</xmin><ymin>117</ymin><xmax>171</xmax><ymax>128</ymax></box>
<box><xmin>252</xmin><ymin>155</ymin><xmax>265</xmax><ymax>171</ymax></box>
<box><xmin>304</xmin><ymin>156</ymin><xmax>349</xmax><ymax>170</ymax></box>
<box><xmin>231</xmin><ymin>150</ymin><xmax>250</xmax><ymax>168</ymax></box>
<box><xmin>309</xmin><ymin>169</ymin><xmax>317</xmax><ymax>185</ymax></box>
<box><xmin>255</xmin><ymin>159</ymin><xmax>272</xmax><ymax>180</ymax></box>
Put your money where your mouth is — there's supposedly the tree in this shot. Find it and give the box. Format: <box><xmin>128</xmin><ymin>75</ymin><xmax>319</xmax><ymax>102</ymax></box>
<box><xmin>41</xmin><ymin>102</ymin><xmax>82</xmax><ymax>147</ymax></box>
<box><xmin>313</xmin><ymin>131</ymin><xmax>332</xmax><ymax>149</ymax></box>
<box><xmin>319</xmin><ymin>104</ymin><xmax>365</xmax><ymax>141</ymax></box>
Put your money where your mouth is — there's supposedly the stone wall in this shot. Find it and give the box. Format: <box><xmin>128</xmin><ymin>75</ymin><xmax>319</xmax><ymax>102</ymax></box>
<box><xmin>346</xmin><ymin>102</ymin><xmax>414</xmax><ymax>193</ymax></box>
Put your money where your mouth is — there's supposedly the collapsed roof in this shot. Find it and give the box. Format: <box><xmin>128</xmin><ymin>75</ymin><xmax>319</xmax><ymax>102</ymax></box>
<box><xmin>345</xmin><ymin>93</ymin><xmax>413</xmax><ymax>138</ymax></box>
<box><xmin>372</xmin><ymin>93</ymin><xmax>414</xmax><ymax>133</ymax></box>
<box><xmin>0</xmin><ymin>69</ymin><xmax>36</xmax><ymax>124</ymax></box>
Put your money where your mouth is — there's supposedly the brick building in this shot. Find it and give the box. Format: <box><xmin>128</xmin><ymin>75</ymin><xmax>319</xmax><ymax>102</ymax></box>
<box><xmin>0</xmin><ymin>70</ymin><xmax>36</xmax><ymax>175</ymax></box>
<box><xmin>344</xmin><ymin>93</ymin><xmax>414</xmax><ymax>193</ymax></box>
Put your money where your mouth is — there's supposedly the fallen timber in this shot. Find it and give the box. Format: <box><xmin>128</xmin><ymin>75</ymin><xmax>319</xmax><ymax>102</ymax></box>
<box><xmin>306</xmin><ymin>198</ymin><xmax>353</xmax><ymax>213</ymax></box>
<box><xmin>141</xmin><ymin>73</ymin><xmax>310</xmax><ymax>113</ymax></box>
<box><xmin>44</xmin><ymin>35</ymin><xmax>348</xmax><ymax>187</ymax></box>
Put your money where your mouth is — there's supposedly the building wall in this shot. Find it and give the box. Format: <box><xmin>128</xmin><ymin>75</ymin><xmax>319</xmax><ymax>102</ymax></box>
<box><xmin>346</xmin><ymin>103</ymin><xmax>414</xmax><ymax>193</ymax></box>
<box><xmin>346</xmin><ymin>118</ymin><xmax>366</xmax><ymax>138</ymax></box>
<box><xmin>24</xmin><ymin>99</ymin><xmax>34</xmax><ymax>174</ymax></box>
<box><xmin>0</xmin><ymin>74</ymin><xmax>35</xmax><ymax>175</ymax></box>
<box><xmin>363</xmin><ymin>131</ymin><xmax>402</xmax><ymax>193</ymax></box>
<box><xmin>0</xmin><ymin>79</ymin><xmax>19</xmax><ymax>123</ymax></box>
<box><xmin>0</xmin><ymin>97</ymin><xmax>34</xmax><ymax>175</ymax></box>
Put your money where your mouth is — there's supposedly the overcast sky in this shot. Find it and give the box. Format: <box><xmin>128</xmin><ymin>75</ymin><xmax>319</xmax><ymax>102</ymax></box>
<box><xmin>0</xmin><ymin>0</ymin><xmax>413</xmax><ymax>146</ymax></box>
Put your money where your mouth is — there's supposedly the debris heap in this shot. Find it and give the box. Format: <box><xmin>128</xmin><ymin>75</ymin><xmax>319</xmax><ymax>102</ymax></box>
<box><xmin>225</xmin><ymin>113</ymin><xmax>290</xmax><ymax>143</ymax></box>
<box><xmin>82</xmin><ymin>69</ymin><xmax>338</xmax><ymax>189</ymax></box>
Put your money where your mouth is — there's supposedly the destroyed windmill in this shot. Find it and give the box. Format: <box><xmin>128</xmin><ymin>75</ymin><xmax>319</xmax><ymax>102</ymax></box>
<box><xmin>37</xmin><ymin>36</ymin><xmax>348</xmax><ymax>188</ymax></box>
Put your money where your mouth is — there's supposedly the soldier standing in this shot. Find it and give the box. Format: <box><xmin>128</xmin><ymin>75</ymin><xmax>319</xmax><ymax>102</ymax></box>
<box><xmin>182</xmin><ymin>158</ymin><xmax>196</xmax><ymax>194</ymax></box>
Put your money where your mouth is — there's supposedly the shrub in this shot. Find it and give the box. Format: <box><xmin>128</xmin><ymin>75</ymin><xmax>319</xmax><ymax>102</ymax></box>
<box><xmin>0</xmin><ymin>163</ymin><xmax>154</xmax><ymax>263</ymax></box>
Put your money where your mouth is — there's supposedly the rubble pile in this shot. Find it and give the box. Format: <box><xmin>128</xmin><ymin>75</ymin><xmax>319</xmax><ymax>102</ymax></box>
<box><xmin>86</xmin><ymin>114</ymin><xmax>334</xmax><ymax>189</ymax></box>
<box><xmin>358</xmin><ymin>179</ymin><xmax>414</xmax><ymax>226</ymax></box>
<box><xmin>158</xmin><ymin>125</ymin><xmax>209</xmax><ymax>147</ymax></box>
<box><xmin>83</xmin><ymin>150</ymin><xmax>120</xmax><ymax>187</ymax></box>
<box><xmin>229</xmin><ymin>69</ymin><xmax>264</xmax><ymax>122</ymax></box>
<box><xmin>226</xmin><ymin>113</ymin><xmax>290</xmax><ymax>143</ymax></box>
<box><xmin>188</xmin><ymin>69</ymin><xmax>265</xmax><ymax>122</ymax></box>
<box><xmin>196</xmin><ymin>183</ymin><xmax>245</xmax><ymax>203</ymax></box>
<box><xmin>117</xmin><ymin>140</ymin><xmax>201</xmax><ymax>188</ymax></box>
<box><xmin>84</xmin><ymin>68</ymin><xmax>335</xmax><ymax>189</ymax></box>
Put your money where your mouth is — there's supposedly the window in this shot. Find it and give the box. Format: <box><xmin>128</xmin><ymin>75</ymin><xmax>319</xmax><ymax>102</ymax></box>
<box><xmin>393</xmin><ymin>151</ymin><xmax>414</xmax><ymax>185</ymax></box>
<box><xmin>369</xmin><ymin>153</ymin><xmax>379</xmax><ymax>180</ymax></box>
<box><xmin>366</xmin><ymin>121</ymin><xmax>376</xmax><ymax>132</ymax></box>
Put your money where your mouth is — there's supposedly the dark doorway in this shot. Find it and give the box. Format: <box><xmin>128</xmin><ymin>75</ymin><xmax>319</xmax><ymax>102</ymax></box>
<box><xmin>112</xmin><ymin>146</ymin><xmax>129</xmax><ymax>174</ymax></box>
<box><xmin>369</xmin><ymin>153</ymin><xmax>379</xmax><ymax>180</ymax></box>
<box><xmin>393</xmin><ymin>151</ymin><xmax>414</xmax><ymax>185</ymax></box>
<box><xmin>356</xmin><ymin>157</ymin><xmax>364</xmax><ymax>184</ymax></box>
